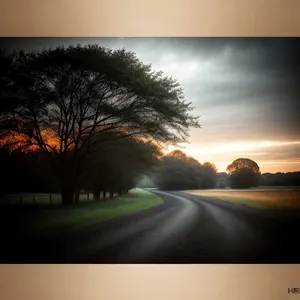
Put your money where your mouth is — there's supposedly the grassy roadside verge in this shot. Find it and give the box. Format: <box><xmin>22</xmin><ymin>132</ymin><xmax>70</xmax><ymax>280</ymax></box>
<box><xmin>13</xmin><ymin>188</ymin><xmax>163</xmax><ymax>239</ymax></box>
<box><xmin>184</xmin><ymin>190</ymin><xmax>300</xmax><ymax>212</ymax></box>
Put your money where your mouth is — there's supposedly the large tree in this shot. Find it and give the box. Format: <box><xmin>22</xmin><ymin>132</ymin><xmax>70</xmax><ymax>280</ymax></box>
<box><xmin>226</xmin><ymin>158</ymin><xmax>261</xmax><ymax>189</ymax></box>
<box><xmin>226</xmin><ymin>158</ymin><xmax>260</xmax><ymax>175</ymax></box>
<box><xmin>0</xmin><ymin>45</ymin><xmax>200</xmax><ymax>205</ymax></box>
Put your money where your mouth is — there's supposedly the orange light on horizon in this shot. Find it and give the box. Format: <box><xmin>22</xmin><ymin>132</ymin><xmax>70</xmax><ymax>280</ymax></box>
<box><xmin>163</xmin><ymin>140</ymin><xmax>300</xmax><ymax>173</ymax></box>
<box><xmin>0</xmin><ymin>129</ymin><xmax>61</xmax><ymax>152</ymax></box>
<box><xmin>1</xmin><ymin>133</ymin><xmax>299</xmax><ymax>174</ymax></box>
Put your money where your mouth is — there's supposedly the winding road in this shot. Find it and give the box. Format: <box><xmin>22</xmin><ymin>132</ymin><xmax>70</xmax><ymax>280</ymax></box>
<box><xmin>5</xmin><ymin>190</ymin><xmax>300</xmax><ymax>263</ymax></box>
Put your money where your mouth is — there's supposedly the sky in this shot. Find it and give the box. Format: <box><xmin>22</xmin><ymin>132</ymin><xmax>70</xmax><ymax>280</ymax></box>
<box><xmin>1</xmin><ymin>37</ymin><xmax>300</xmax><ymax>173</ymax></box>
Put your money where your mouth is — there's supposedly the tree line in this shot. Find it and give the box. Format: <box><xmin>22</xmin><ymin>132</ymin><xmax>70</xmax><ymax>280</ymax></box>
<box><xmin>138</xmin><ymin>155</ymin><xmax>300</xmax><ymax>189</ymax></box>
<box><xmin>260</xmin><ymin>172</ymin><xmax>300</xmax><ymax>187</ymax></box>
<box><xmin>0</xmin><ymin>136</ymin><xmax>162</xmax><ymax>201</ymax></box>
<box><xmin>1</xmin><ymin>140</ymin><xmax>299</xmax><ymax>200</ymax></box>
<box><xmin>152</xmin><ymin>150</ymin><xmax>218</xmax><ymax>190</ymax></box>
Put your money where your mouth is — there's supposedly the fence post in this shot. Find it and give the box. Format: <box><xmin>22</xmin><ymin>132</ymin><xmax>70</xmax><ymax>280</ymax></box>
<box><xmin>87</xmin><ymin>191</ymin><xmax>89</xmax><ymax>202</ymax></box>
<box><xmin>50</xmin><ymin>194</ymin><xmax>52</xmax><ymax>206</ymax></box>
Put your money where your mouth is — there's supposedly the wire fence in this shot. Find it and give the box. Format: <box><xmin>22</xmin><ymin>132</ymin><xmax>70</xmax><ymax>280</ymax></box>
<box><xmin>0</xmin><ymin>191</ymin><xmax>120</xmax><ymax>206</ymax></box>
<box><xmin>0</xmin><ymin>192</ymin><xmax>95</xmax><ymax>206</ymax></box>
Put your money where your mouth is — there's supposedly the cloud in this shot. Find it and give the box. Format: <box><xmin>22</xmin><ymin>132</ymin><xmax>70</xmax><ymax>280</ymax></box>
<box><xmin>1</xmin><ymin>37</ymin><xmax>299</xmax><ymax>172</ymax></box>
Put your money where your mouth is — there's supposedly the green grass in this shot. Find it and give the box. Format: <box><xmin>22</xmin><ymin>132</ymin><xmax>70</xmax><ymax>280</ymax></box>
<box><xmin>16</xmin><ymin>188</ymin><xmax>163</xmax><ymax>239</ymax></box>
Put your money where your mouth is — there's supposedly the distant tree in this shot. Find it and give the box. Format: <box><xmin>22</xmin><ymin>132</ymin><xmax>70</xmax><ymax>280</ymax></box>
<box><xmin>203</xmin><ymin>162</ymin><xmax>217</xmax><ymax>172</ymax></box>
<box><xmin>226</xmin><ymin>158</ymin><xmax>261</xmax><ymax>189</ymax></box>
<box><xmin>201</xmin><ymin>162</ymin><xmax>218</xmax><ymax>189</ymax></box>
<box><xmin>153</xmin><ymin>150</ymin><xmax>205</xmax><ymax>190</ymax></box>
<box><xmin>260</xmin><ymin>172</ymin><xmax>300</xmax><ymax>187</ymax></box>
<box><xmin>226</xmin><ymin>158</ymin><xmax>260</xmax><ymax>175</ymax></box>
<box><xmin>154</xmin><ymin>151</ymin><xmax>190</xmax><ymax>190</ymax></box>
<box><xmin>229</xmin><ymin>168</ymin><xmax>261</xmax><ymax>189</ymax></box>
<box><xmin>1</xmin><ymin>45</ymin><xmax>200</xmax><ymax>205</ymax></box>
<box><xmin>217</xmin><ymin>172</ymin><xmax>229</xmax><ymax>189</ymax></box>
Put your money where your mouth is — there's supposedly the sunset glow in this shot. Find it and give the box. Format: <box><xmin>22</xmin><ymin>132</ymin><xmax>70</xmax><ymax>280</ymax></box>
<box><xmin>0</xmin><ymin>130</ymin><xmax>62</xmax><ymax>152</ymax></box>
<box><xmin>165</xmin><ymin>140</ymin><xmax>300</xmax><ymax>173</ymax></box>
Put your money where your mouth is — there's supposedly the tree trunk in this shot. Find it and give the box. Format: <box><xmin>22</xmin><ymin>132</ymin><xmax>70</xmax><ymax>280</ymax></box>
<box><xmin>103</xmin><ymin>190</ymin><xmax>106</xmax><ymax>199</ymax></box>
<box><xmin>59</xmin><ymin>158</ymin><xmax>81</xmax><ymax>206</ymax></box>
<box><xmin>74</xmin><ymin>189</ymin><xmax>80</xmax><ymax>205</ymax></box>
<box><xmin>109</xmin><ymin>191</ymin><xmax>114</xmax><ymax>198</ymax></box>
<box><xmin>94</xmin><ymin>189</ymin><xmax>101</xmax><ymax>200</ymax></box>
<box><xmin>61</xmin><ymin>185</ymin><xmax>75</xmax><ymax>206</ymax></box>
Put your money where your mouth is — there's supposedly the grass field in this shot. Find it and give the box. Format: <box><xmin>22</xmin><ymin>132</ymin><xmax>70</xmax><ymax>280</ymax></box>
<box><xmin>7</xmin><ymin>188</ymin><xmax>163</xmax><ymax>240</ymax></box>
<box><xmin>185</xmin><ymin>188</ymin><xmax>300</xmax><ymax>211</ymax></box>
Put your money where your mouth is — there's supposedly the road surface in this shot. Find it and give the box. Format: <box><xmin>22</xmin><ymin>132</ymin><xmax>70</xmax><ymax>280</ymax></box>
<box><xmin>3</xmin><ymin>190</ymin><xmax>300</xmax><ymax>263</ymax></box>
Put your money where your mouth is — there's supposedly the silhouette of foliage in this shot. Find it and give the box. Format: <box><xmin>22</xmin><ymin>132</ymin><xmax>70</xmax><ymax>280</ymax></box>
<box><xmin>0</xmin><ymin>148</ymin><xmax>59</xmax><ymax>195</ymax></box>
<box><xmin>82</xmin><ymin>136</ymin><xmax>162</xmax><ymax>200</ymax></box>
<box><xmin>226</xmin><ymin>158</ymin><xmax>261</xmax><ymax>189</ymax></box>
<box><xmin>216</xmin><ymin>172</ymin><xmax>229</xmax><ymax>188</ymax></box>
<box><xmin>153</xmin><ymin>150</ymin><xmax>217</xmax><ymax>190</ymax></box>
<box><xmin>1</xmin><ymin>45</ymin><xmax>200</xmax><ymax>205</ymax></box>
<box><xmin>260</xmin><ymin>172</ymin><xmax>300</xmax><ymax>186</ymax></box>
<box><xmin>226</xmin><ymin>158</ymin><xmax>260</xmax><ymax>175</ymax></box>
<box><xmin>201</xmin><ymin>162</ymin><xmax>218</xmax><ymax>189</ymax></box>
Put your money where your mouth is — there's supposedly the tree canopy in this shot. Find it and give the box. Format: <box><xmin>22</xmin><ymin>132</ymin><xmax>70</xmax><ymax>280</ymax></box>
<box><xmin>153</xmin><ymin>150</ymin><xmax>218</xmax><ymax>190</ymax></box>
<box><xmin>226</xmin><ymin>158</ymin><xmax>260</xmax><ymax>175</ymax></box>
<box><xmin>0</xmin><ymin>45</ymin><xmax>201</xmax><ymax>204</ymax></box>
<box><xmin>226</xmin><ymin>158</ymin><xmax>261</xmax><ymax>189</ymax></box>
